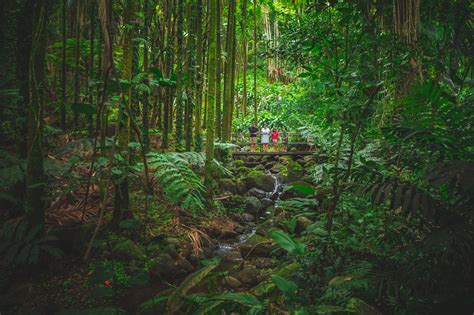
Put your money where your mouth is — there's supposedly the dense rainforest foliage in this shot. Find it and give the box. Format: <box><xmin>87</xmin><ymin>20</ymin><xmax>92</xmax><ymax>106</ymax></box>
<box><xmin>0</xmin><ymin>0</ymin><xmax>473</xmax><ymax>314</ymax></box>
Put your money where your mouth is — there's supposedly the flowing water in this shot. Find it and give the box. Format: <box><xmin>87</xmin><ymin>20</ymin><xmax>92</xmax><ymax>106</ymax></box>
<box><xmin>215</xmin><ymin>170</ymin><xmax>283</xmax><ymax>260</ymax></box>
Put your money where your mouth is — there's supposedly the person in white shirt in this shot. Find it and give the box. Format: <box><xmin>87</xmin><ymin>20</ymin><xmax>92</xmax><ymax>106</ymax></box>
<box><xmin>261</xmin><ymin>123</ymin><xmax>270</xmax><ymax>152</ymax></box>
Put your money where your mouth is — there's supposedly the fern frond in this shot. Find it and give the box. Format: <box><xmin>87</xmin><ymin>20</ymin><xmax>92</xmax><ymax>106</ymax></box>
<box><xmin>148</xmin><ymin>152</ymin><xmax>206</xmax><ymax>212</ymax></box>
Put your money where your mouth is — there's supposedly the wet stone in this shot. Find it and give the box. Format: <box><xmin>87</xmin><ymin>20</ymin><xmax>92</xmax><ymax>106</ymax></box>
<box><xmin>248</xmin><ymin>188</ymin><xmax>268</xmax><ymax>199</ymax></box>
<box><xmin>241</xmin><ymin>213</ymin><xmax>256</xmax><ymax>222</ymax></box>
<box><xmin>261</xmin><ymin>198</ymin><xmax>274</xmax><ymax>209</ymax></box>
<box><xmin>223</xmin><ymin>276</ymin><xmax>242</xmax><ymax>288</ymax></box>
<box><xmin>237</xmin><ymin>266</ymin><xmax>259</xmax><ymax>286</ymax></box>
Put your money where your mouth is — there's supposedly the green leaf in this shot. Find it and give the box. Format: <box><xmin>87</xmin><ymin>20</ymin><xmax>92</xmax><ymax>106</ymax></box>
<box><xmin>139</xmin><ymin>288</ymin><xmax>173</xmax><ymax>312</ymax></box>
<box><xmin>132</xmin><ymin>37</ymin><xmax>148</xmax><ymax>45</ymax></box>
<box><xmin>298</xmin><ymin>72</ymin><xmax>312</xmax><ymax>78</ymax></box>
<box><xmin>54</xmin><ymin>307</ymin><xmax>128</xmax><ymax>315</ymax></box>
<box><xmin>148</xmin><ymin>67</ymin><xmax>163</xmax><ymax>79</ymax></box>
<box><xmin>119</xmin><ymin>218</ymin><xmax>143</xmax><ymax>231</ymax></box>
<box><xmin>167</xmin><ymin>258</ymin><xmax>220</xmax><ymax>313</ymax></box>
<box><xmin>192</xmin><ymin>301</ymin><xmax>225</xmax><ymax>315</ymax></box>
<box><xmin>211</xmin><ymin>292</ymin><xmax>262</xmax><ymax>307</ymax></box>
<box><xmin>346</xmin><ymin>298</ymin><xmax>382</xmax><ymax>315</ymax></box>
<box><xmin>291</xmin><ymin>184</ymin><xmax>316</xmax><ymax>196</ymax></box>
<box><xmin>71</xmin><ymin>102</ymin><xmax>96</xmax><ymax>115</ymax></box>
<box><xmin>271</xmin><ymin>274</ymin><xmax>297</xmax><ymax>296</ymax></box>
<box><xmin>270</xmin><ymin>229</ymin><xmax>305</xmax><ymax>255</ymax></box>
<box><xmin>314</xmin><ymin>305</ymin><xmax>347</xmax><ymax>313</ymax></box>
<box><xmin>111</xmin><ymin>167</ymin><xmax>123</xmax><ymax>176</ymax></box>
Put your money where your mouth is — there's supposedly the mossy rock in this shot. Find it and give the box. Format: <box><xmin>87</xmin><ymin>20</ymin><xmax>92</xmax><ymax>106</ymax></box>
<box><xmin>244</xmin><ymin>196</ymin><xmax>262</xmax><ymax>215</ymax></box>
<box><xmin>240</xmin><ymin>235</ymin><xmax>273</xmax><ymax>258</ymax></box>
<box><xmin>218</xmin><ymin>178</ymin><xmax>238</xmax><ymax>194</ymax></box>
<box><xmin>236</xmin><ymin>166</ymin><xmax>251</xmax><ymax>176</ymax></box>
<box><xmin>233</xmin><ymin>159</ymin><xmax>245</xmax><ymax>168</ymax></box>
<box><xmin>244</xmin><ymin>170</ymin><xmax>275</xmax><ymax>191</ymax></box>
<box><xmin>237</xmin><ymin>265</ymin><xmax>259</xmax><ymax>286</ymax></box>
<box><xmin>112</xmin><ymin>238</ymin><xmax>146</xmax><ymax>261</ymax></box>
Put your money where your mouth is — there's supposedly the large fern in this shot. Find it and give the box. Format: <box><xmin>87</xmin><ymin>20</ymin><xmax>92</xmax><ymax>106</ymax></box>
<box><xmin>0</xmin><ymin>149</ymin><xmax>26</xmax><ymax>206</ymax></box>
<box><xmin>147</xmin><ymin>152</ymin><xmax>206</xmax><ymax>212</ymax></box>
<box><xmin>0</xmin><ymin>220</ymin><xmax>63</xmax><ymax>266</ymax></box>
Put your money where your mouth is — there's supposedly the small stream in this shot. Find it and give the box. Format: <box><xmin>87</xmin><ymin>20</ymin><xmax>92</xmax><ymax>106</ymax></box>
<box><xmin>214</xmin><ymin>170</ymin><xmax>283</xmax><ymax>261</ymax></box>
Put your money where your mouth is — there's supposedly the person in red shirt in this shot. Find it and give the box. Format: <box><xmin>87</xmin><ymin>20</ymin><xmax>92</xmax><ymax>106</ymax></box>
<box><xmin>271</xmin><ymin>127</ymin><xmax>279</xmax><ymax>151</ymax></box>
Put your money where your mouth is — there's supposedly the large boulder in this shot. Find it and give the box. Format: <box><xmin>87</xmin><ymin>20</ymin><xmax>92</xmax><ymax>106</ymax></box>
<box><xmin>150</xmin><ymin>254</ymin><xmax>178</xmax><ymax>280</ymax></box>
<box><xmin>112</xmin><ymin>238</ymin><xmax>145</xmax><ymax>261</ymax></box>
<box><xmin>176</xmin><ymin>258</ymin><xmax>195</xmax><ymax>274</ymax></box>
<box><xmin>237</xmin><ymin>266</ymin><xmax>259</xmax><ymax>286</ymax></box>
<box><xmin>260</xmin><ymin>198</ymin><xmax>274</xmax><ymax>209</ymax></box>
<box><xmin>240</xmin><ymin>235</ymin><xmax>272</xmax><ymax>258</ymax></box>
<box><xmin>248</xmin><ymin>188</ymin><xmax>267</xmax><ymax>199</ymax></box>
<box><xmin>244</xmin><ymin>196</ymin><xmax>262</xmax><ymax>216</ymax></box>
<box><xmin>219</xmin><ymin>178</ymin><xmax>238</xmax><ymax>194</ymax></box>
<box><xmin>244</xmin><ymin>170</ymin><xmax>275</xmax><ymax>192</ymax></box>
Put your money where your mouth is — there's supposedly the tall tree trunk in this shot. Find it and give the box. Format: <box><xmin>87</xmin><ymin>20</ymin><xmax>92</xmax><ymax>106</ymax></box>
<box><xmin>194</xmin><ymin>0</ymin><xmax>204</xmax><ymax>151</ymax></box>
<box><xmin>222</xmin><ymin>0</ymin><xmax>235</xmax><ymax>141</ymax></box>
<box><xmin>26</xmin><ymin>0</ymin><xmax>48</xmax><ymax>229</ymax></box>
<box><xmin>142</xmin><ymin>0</ymin><xmax>150</xmax><ymax>151</ymax></box>
<box><xmin>17</xmin><ymin>0</ymin><xmax>34</xmax><ymax>157</ymax></box>
<box><xmin>201</xmin><ymin>0</ymin><xmax>210</xmax><ymax>130</ymax></box>
<box><xmin>205</xmin><ymin>0</ymin><xmax>217</xmax><ymax>187</ymax></box>
<box><xmin>253</xmin><ymin>0</ymin><xmax>258</xmax><ymax>123</ymax></box>
<box><xmin>175</xmin><ymin>0</ymin><xmax>185</xmax><ymax>150</ymax></box>
<box><xmin>241</xmin><ymin>0</ymin><xmax>248</xmax><ymax>116</ymax></box>
<box><xmin>87</xmin><ymin>2</ymin><xmax>96</xmax><ymax>138</ymax></box>
<box><xmin>185</xmin><ymin>0</ymin><xmax>196</xmax><ymax>150</ymax></box>
<box><xmin>215</xmin><ymin>0</ymin><xmax>222</xmax><ymax>140</ymax></box>
<box><xmin>162</xmin><ymin>0</ymin><xmax>176</xmax><ymax>149</ymax></box>
<box><xmin>73</xmin><ymin>5</ymin><xmax>82</xmax><ymax>128</ymax></box>
<box><xmin>113</xmin><ymin>0</ymin><xmax>135</xmax><ymax>226</ymax></box>
<box><xmin>60</xmin><ymin>0</ymin><xmax>67</xmax><ymax>131</ymax></box>
<box><xmin>227</xmin><ymin>6</ymin><xmax>237</xmax><ymax>139</ymax></box>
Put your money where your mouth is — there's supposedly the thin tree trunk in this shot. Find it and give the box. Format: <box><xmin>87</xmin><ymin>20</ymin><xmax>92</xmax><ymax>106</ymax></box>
<box><xmin>61</xmin><ymin>0</ymin><xmax>67</xmax><ymax>131</ymax></box>
<box><xmin>205</xmin><ymin>0</ymin><xmax>217</xmax><ymax>188</ymax></box>
<box><xmin>142</xmin><ymin>0</ymin><xmax>150</xmax><ymax>151</ymax></box>
<box><xmin>228</xmin><ymin>6</ymin><xmax>237</xmax><ymax>139</ymax></box>
<box><xmin>17</xmin><ymin>0</ymin><xmax>34</xmax><ymax>158</ymax></box>
<box><xmin>175</xmin><ymin>0</ymin><xmax>185</xmax><ymax>150</ymax></box>
<box><xmin>73</xmin><ymin>6</ymin><xmax>82</xmax><ymax>128</ymax></box>
<box><xmin>185</xmin><ymin>0</ymin><xmax>196</xmax><ymax>150</ymax></box>
<box><xmin>87</xmin><ymin>2</ymin><xmax>96</xmax><ymax>138</ymax></box>
<box><xmin>241</xmin><ymin>0</ymin><xmax>248</xmax><ymax>116</ymax></box>
<box><xmin>215</xmin><ymin>0</ymin><xmax>222</xmax><ymax>140</ymax></box>
<box><xmin>253</xmin><ymin>0</ymin><xmax>258</xmax><ymax>123</ymax></box>
<box><xmin>222</xmin><ymin>0</ymin><xmax>235</xmax><ymax>141</ymax></box>
<box><xmin>26</xmin><ymin>0</ymin><xmax>48</xmax><ymax>228</ymax></box>
<box><xmin>194</xmin><ymin>0</ymin><xmax>204</xmax><ymax>151</ymax></box>
<box><xmin>113</xmin><ymin>0</ymin><xmax>135</xmax><ymax>226</ymax></box>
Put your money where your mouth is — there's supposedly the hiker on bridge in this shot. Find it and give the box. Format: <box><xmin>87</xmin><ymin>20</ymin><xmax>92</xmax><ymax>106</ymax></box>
<box><xmin>271</xmin><ymin>127</ymin><xmax>279</xmax><ymax>151</ymax></box>
<box><xmin>261</xmin><ymin>123</ymin><xmax>270</xmax><ymax>152</ymax></box>
<box><xmin>248</xmin><ymin>122</ymin><xmax>259</xmax><ymax>152</ymax></box>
